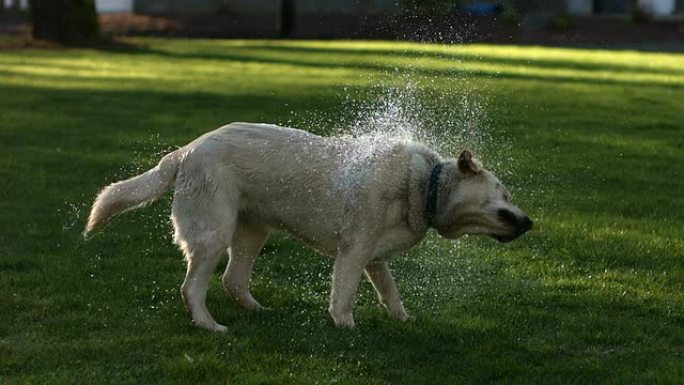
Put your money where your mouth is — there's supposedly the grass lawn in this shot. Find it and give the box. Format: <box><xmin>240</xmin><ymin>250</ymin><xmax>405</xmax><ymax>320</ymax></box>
<box><xmin>1</xmin><ymin>37</ymin><xmax>683</xmax><ymax>384</ymax></box>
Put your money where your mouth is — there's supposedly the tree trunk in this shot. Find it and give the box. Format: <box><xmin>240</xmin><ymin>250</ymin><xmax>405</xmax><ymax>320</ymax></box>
<box><xmin>277</xmin><ymin>0</ymin><xmax>294</xmax><ymax>38</ymax></box>
<box><xmin>29</xmin><ymin>0</ymin><xmax>101</xmax><ymax>46</ymax></box>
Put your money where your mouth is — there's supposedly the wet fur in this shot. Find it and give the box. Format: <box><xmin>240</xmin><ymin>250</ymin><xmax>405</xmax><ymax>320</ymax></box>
<box><xmin>86</xmin><ymin>122</ymin><xmax>531</xmax><ymax>332</ymax></box>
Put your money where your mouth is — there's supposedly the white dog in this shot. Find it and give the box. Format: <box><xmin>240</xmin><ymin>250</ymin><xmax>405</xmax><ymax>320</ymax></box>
<box><xmin>86</xmin><ymin>122</ymin><xmax>532</xmax><ymax>332</ymax></box>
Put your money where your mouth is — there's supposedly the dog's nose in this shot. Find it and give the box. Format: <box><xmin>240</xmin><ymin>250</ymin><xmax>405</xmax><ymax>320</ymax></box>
<box><xmin>519</xmin><ymin>216</ymin><xmax>533</xmax><ymax>232</ymax></box>
<box><xmin>497</xmin><ymin>209</ymin><xmax>533</xmax><ymax>234</ymax></box>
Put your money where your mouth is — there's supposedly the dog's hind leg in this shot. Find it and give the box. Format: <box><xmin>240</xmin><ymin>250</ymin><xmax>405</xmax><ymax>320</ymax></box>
<box><xmin>223</xmin><ymin>220</ymin><xmax>270</xmax><ymax>310</ymax></box>
<box><xmin>365</xmin><ymin>261</ymin><xmax>410</xmax><ymax>321</ymax></box>
<box><xmin>172</xmin><ymin>171</ymin><xmax>238</xmax><ymax>333</ymax></box>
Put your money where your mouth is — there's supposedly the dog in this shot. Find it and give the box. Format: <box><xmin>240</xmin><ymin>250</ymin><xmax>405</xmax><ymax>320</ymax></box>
<box><xmin>85</xmin><ymin>122</ymin><xmax>532</xmax><ymax>332</ymax></box>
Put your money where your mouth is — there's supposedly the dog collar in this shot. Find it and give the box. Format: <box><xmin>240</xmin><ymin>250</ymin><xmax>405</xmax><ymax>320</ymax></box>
<box><xmin>426</xmin><ymin>162</ymin><xmax>443</xmax><ymax>228</ymax></box>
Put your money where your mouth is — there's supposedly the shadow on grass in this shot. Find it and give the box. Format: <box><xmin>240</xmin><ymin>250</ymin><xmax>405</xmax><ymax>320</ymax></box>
<box><xmin>98</xmin><ymin>43</ymin><xmax>684</xmax><ymax>91</ymax></box>
<box><xmin>226</xmin><ymin>44</ymin><xmax>684</xmax><ymax>76</ymax></box>
<box><xmin>8</xmin><ymin>221</ymin><xmax>682</xmax><ymax>384</ymax></box>
<box><xmin>198</xmin><ymin>234</ymin><xmax>681</xmax><ymax>384</ymax></box>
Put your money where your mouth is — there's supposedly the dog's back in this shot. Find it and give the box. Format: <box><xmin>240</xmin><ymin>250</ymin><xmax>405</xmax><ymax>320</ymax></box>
<box><xmin>190</xmin><ymin>123</ymin><xmax>417</xmax><ymax>252</ymax></box>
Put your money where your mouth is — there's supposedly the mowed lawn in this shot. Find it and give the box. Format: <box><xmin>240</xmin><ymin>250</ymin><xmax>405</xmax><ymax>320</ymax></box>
<box><xmin>1</xmin><ymin>37</ymin><xmax>683</xmax><ymax>384</ymax></box>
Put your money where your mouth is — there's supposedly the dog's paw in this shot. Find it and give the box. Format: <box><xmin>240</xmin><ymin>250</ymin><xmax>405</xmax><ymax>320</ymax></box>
<box><xmin>392</xmin><ymin>312</ymin><xmax>414</xmax><ymax>322</ymax></box>
<box><xmin>231</xmin><ymin>294</ymin><xmax>269</xmax><ymax>312</ymax></box>
<box><xmin>335</xmin><ymin>317</ymin><xmax>356</xmax><ymax>328</ymax></box>
<box><xmin>212</xmin><ymin>324</ymin><xmax>228</xmax><ymax>333</ymax></box>
<box><xmin>386</xmin><ymin>307</ymin><xmax>413</xmax><ymax>322</ymax></box>
<box><xmin>329</xmin><ymin>309</ymin><xmax>356</xmax><ymax>328</ymax></box>
<box><xmin>194</xmin><ymin>320</ymin><xmax>228</xmax><ymax>333</ymax></box>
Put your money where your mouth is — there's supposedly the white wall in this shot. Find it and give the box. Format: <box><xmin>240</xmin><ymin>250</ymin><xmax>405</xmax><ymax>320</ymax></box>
<box><xmin>638</xmin><ymin>0</ymin><xmax>676</xmax><ymax>15</ymax></box>
<box><xmin>96</xmin><ymin>0</ymin><xmax>133</xmax><ymax>13</ymax></box>
<box><xmin>1</xmin><ymin>0</ymin><xmax>132</xmax><ymax>13</ymax></box>
<box><xmin>3</xmin><ymin>0</ymin><xmax>29</xmax><ymax>9</ymax></box>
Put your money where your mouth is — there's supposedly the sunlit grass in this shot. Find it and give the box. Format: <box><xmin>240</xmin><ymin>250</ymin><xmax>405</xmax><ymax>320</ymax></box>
<box><xmin>1</xmin><ymin>39</ymin><xmax>683</xmax><ymax>93</ymax></box>
<box><xmin>1</xmin><ymin>37</ymin><xmax>683</xmax><ymax>384</ymax></box>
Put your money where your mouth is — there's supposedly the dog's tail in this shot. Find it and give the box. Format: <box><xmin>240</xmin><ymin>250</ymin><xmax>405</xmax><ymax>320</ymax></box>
<box><xmin>84</xmin><ymin>149</ymin><xmax>183</xmax><ymax>236</ymax></box>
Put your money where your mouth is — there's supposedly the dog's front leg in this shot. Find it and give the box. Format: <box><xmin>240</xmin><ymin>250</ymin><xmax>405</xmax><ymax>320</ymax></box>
<box><xmin>365</xmin><ymin>260</ymin><xmax>410</xmax><ymax>321</ymax></box>
<box><xmin>328</xmin><ymin>251</ymin><xmax>370</xmax><ymax>328</ymax></box>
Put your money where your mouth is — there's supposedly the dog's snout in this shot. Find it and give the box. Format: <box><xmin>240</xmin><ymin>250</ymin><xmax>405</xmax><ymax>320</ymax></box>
<box><xmin>520</xmin><ymin>215</ymin><xmax>533</xmax><ymax>232</ymax></box>
<box><xmin>497</xmin><ymin>209</ymin><xmax>518</xmax><ymax>227</ymax></box>
<box><xmin>498</xmin><ymin>209</ymin><xmax>533</xmax><ymax>234</ymax></box>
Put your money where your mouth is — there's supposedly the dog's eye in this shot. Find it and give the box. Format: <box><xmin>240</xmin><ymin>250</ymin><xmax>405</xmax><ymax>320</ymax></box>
<box><xmin>503</xmin><ymin>193</ymin><xmax>510</xmax><ymax>202</ymax></box>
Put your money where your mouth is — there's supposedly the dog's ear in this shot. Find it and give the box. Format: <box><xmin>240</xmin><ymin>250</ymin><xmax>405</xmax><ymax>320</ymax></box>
<box><xmin>458</xmin><ymin>150</ymin><xmax>482</xmax><ymax>175</ymax></box>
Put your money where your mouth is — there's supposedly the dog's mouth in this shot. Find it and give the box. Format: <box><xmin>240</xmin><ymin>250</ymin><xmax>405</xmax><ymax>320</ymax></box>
<box><xmin>491</xmin><ymin>233</ymin><xmax>519</xmax><ymax>243</ymax></box>
<box><xmin>491</xmin><ymin>211</ymin><xmax>533</xmax><ymax>243</ymax></box>
<box><xmin>491</xmin><ymin>226</ymin><xmax>532</xmax><ymax>243</ymax></box>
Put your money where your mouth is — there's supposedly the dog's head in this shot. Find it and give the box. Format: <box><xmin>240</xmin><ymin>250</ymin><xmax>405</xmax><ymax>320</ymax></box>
<box><xmin>434</xmin><ymin>150</ymin><xmax>533</xmax><ymax>243</ymax></box>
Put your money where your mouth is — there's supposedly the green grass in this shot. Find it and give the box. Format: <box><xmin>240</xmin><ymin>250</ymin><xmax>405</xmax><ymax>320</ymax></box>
<box><xmin>1</xmin><ymin>37</ymin><xmax>683</xmax><ymax>384</ymax></box>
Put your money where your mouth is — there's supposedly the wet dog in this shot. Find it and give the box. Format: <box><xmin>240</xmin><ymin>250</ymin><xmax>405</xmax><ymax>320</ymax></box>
<box><xmin>86</xmin><ymin>122</ymin><xmax>532</xmax><ymax>332</ymax></box>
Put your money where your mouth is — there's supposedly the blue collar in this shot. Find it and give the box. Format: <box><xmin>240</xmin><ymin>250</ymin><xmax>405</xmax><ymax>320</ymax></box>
<box><xmin>426</xmin><ymin>163</ymin><xmax>443</xmax><ymax>228</ymax></box>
